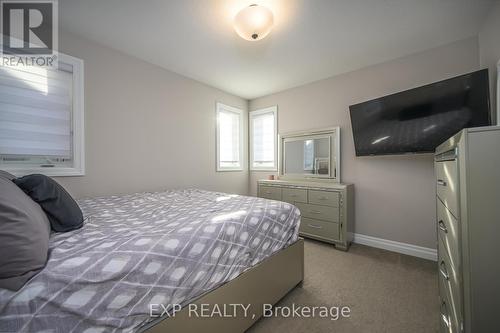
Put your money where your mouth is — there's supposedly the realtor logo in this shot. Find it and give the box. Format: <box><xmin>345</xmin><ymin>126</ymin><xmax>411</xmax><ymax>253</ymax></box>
<box><xmin>1</xmin><ymin>0</ymin><xmax>58</xmax><ymax>66</ymax></box>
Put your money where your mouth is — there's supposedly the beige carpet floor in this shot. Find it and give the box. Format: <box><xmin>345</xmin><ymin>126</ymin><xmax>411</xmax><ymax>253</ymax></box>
<box><xmin>247</xmin><ymin>239</ymin><xmax>438</xmax><ymax>333</ymax></box>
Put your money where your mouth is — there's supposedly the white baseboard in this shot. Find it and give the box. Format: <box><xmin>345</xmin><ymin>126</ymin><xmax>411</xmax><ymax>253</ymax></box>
<box><xmin>352</xmin><ymin>233</ymin><xmax>437</xmax><ymax>261</ymax></box>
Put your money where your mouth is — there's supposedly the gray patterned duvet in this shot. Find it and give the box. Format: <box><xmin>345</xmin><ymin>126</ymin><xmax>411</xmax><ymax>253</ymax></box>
<box><xmin>0</xmin><ymin>189</ymin><xmax>300</xmax><ymax>333</ymax></box>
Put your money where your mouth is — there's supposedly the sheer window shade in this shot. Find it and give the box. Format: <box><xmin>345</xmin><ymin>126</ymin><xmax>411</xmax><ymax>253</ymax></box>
<box><xmin>216</xmin><ymin>103</ymin><xmax>243</xmax><ymax>171</ymax></box>
<box><xmin>0</xmin><ymin>53</ymin><xmax>84</xmax><ymax>176</ymax></box>
<box><xmin>250</xmin><ymin>106</ymin><xmax>277</xmax><ymax>170</ymax></box>
<box><xmin>0</xmin><ymin>64</ymin><xmax>73</xmax><ymax>158</ymax></box>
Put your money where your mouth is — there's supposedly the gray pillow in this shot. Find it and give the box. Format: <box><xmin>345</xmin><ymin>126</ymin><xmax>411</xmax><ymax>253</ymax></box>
<box><xmin>13</xmin><ymin>174</ymin><xmax>84</xmax><ymax>232</ymax></box>
<box><xmin>0</xmin><ymin>177</ymin><xmax>51</xmax><ymax>291</ymax></box>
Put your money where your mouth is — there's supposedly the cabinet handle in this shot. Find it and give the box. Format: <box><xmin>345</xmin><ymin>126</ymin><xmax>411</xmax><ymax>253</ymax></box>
<box><xmin>290</xmin><ymin>194</ymin><xmax>297</xmax><ymax>197</ymax></box>
<box><xmin>307</xmin><ymin>224</ymin><xmax>323</xmax><ymax>229</ymax></box>
<box><xmin>309</xmin><ymin>210</ymin><xmax>322</xmax><ymax>214</ymax></box>
<box><xmin>439</xmin><ymin>260</ymin><xmax>450</xmax><ymax>281</ymax></box>
<box><xmin>437</xmin><ymin>179</ymin><xmax>447</xmax><ymax>186</ymax></box>
<box><xmin>319</xmin><ymin>196</ymin><xmax>329</xmax><ymax>200</ymax></box>
<box><xmin>265</xmin><ymin>191</ymin><xmax>272</xmax><ymax>194</ymax></box>
<box><xmin>438</xmin><ymin>220</ymin><xmax>448</xmax><ymax>233</ymax></box>
<box><xmin>440</xmin><ymin>300</ymin><xmax>450</xmax><ymax>328</ymax></box>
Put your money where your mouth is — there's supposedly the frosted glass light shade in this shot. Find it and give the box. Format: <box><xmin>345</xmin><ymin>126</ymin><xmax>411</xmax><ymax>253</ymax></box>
<box><xmin>234</xmin><ymin>4</ymin><xmax>274</xmax><ymax>41</ymax></box>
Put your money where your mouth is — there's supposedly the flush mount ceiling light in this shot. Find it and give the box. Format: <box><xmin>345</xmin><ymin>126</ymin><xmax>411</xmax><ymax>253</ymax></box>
<box><xmin>233</xmin><ymin>4</ymin><xmax>274</xmax><ymax>41</ymax></box>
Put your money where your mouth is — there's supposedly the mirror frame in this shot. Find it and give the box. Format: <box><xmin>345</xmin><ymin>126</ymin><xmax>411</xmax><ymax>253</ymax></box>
<box><xmin>278</xmin><ymin>127</ymin><xmax>340</xmax><ymax>182</ymax></box>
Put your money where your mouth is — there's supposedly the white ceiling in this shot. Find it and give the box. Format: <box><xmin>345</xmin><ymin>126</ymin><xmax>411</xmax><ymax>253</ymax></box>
<box><xmin>59</xmin><ymin>0</ymin><xmax>494</xmax><ymax>99</ymax></box>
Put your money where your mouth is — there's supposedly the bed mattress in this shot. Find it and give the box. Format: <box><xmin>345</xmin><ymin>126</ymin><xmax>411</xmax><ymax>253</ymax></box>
<box><xmin>0</xmin><ymin>189</ymin><xmax>300</xmax><ymax>333</ymax></box>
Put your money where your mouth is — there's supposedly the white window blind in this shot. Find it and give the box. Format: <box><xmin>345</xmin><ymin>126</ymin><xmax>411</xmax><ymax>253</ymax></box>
<box><xmin>0</xmin><ymin>64</ymin><xmax>73</xmax><ymax>157</ymax></box>
<box><xmin>0</xmin><ymin>53</ymin><xmax>85</xmax><ymax>176</ymax></box>
<box><xmin>216</xmin><ymin>103</ymin><xmax>243</xmax><ymax>171</ymax></box>
<box><xmin>250</xmin><ymin>106</ymin><xmax>277</xmax><ymax>170</ymax></box>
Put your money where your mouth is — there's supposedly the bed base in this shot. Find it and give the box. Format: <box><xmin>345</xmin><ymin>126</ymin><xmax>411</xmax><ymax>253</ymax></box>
<box><xmin>142</xmin><ymin>238</ymin><xmax>304</xmax><ymax>333</ymax></box>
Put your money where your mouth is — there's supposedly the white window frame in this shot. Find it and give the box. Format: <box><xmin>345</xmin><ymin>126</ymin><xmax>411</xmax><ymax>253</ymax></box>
<box><xmin>249</xmin><ymin>106</ymin><xmax>278</xmax><ymax>171</ymax></box>
<box><xmin>1</xmin><ymin>53</ymin><xmax>85</xmax><ymax>177</ymax></box>
<box><xmin>216</xmin><ymin>102</ymin><xmax>244</xmax><ymax>172</ymax></box>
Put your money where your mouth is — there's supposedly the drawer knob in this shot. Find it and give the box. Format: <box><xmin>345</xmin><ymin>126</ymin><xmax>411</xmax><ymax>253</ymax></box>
<box><xmin>438</xmin><ymin>220</ymin><xmax>448</xmax><ymax>233</ymax></box>
<box><xmin>439</xmin><ymin>260</ymin><xmax>450</xmax><ymax>281</ymax></box>
<box><xmin>437</xmin><ymin>179</ymin><xmax>447</xmax><ymax>187</ymax></box>
<box><xmin>307</xmin><ymin>224</ymin><xmax>322</xmax><ymax>229</ymax></box>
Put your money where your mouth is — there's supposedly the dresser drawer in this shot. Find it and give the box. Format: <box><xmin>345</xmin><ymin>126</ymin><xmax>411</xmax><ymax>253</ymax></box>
<box><xmin>295</xmin><ymin>202</ymin><xmax>339</xmax><ymax>223</ymax></box>
<box><xmin>282</xmin><ymin>188</ymin><xmax>307</xmax><ymax>204</ymax></box>
<box><xmin>299</xmin><ymin>217</ymin><xmax>339</xmax><ymax>241</ymax></box>
<box><xmin>438</xmin><ymin>238</ymin><xmax>462</xmax><ymax>331</ymax></box>
<box><xmin>439</xmin><ymin>295</ymin><xmax>455</xmax><ymax>333</ymax></box>
<box><xmin>259</xmin><ymin>186</ymin><xmax>282</xmax><ymax>201</ymax></box>
<box><xmin>435</xmin><ymin>160</ymin><xmax>459</xmax><ymax>218</ymax></box>
<box><xmin>437</xmin><ymin>199</ymin><xmax>460</xmax><ymax>270</ymax></box>
<box><xmin>439</xmin><ymin>273</ymin><xmax>462</xmax><ymax>333</ymax></box>
<box><xmin>308</xmin><ymin>190</ymin><xmax>339</xmax><ymax>207</ymax></box>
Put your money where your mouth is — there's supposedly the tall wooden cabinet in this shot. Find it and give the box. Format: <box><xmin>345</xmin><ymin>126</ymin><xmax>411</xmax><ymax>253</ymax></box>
<box><xmin>257</xmin><ymin>179</ymin><xmax>354</xmax><ymax>250</ymax></box>
<box><xmin>435</xmin><ymin>126</ymin><xmax>500</xmax><ymax>333</ymax></box>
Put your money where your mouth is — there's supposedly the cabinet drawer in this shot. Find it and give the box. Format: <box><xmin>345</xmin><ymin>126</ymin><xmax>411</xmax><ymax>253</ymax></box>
<box><xmin>299</xmin><ymin>217</ymin><xmax>339</xmax><ymax>241</ymax></box>
<box><xmin>439</xmin><ymin>274</ymin><xmax>462</xmax><ymax>333</ymax></box>
<box><xmin>439</xmin><ymin>295</ymin><xmax>455</xmax><ymax>333</ymax></box>
<box><xmin>259</xmin><ymin>186</ymin><xmax>282</xmax><ymax>201</ymax></box>
<box><xmin>295</xmin><ymin>202</ymin><xmax>339</xmax><ymax>223</ymax></box>
<box><xmin>308</xmin><ymin>190</ymin><xmax>339</xmax><ymax>207</ymax></box>
<box><xmin>437</xmin><ymin>199</ymin><xmax>460</xmax><ymax>270</ymax></box>
<box><xmin>438</xmin><ymin>239</ymin><xmax>462</xmax><ymax>331</ymax></box>
<box><xmin>282</xmin><ymin>188</ymin><xmax>307</xmax><ymax>204</ymax></box>
<box><xmin>435</xmin><ymin>160</ymin><xmax>459</xmax><ymax>218</ymax></box>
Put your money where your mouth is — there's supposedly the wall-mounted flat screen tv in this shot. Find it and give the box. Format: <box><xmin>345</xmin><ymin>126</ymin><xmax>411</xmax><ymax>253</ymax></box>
<box><xmin>349</xmin><ymin>69</ymin><xmax>491</xmax><ymax>156</ymax></box>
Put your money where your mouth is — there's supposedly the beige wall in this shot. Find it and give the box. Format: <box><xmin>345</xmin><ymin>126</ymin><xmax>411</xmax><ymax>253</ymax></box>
<box><xmin>54</xmin><ymin>32</ymin><xmax>483</xmax><ymax>249</ymax></box>
<box><xmin>55</xmin><ymin>32</ymin><xmax>249</xmax><ymax>198</ymax></box>
<box><xmin>249</xmin><ymin>37</ymin><xmax>480</xmax><ymax>249</ymax></box>
<box><xmin>479</xmin><ymin>2</ymin><xmax>500</xmax><ymax>124</ymax></box>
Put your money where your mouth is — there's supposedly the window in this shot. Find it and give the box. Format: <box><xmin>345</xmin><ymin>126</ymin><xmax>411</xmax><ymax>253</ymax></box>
<box><xmin>0</xmin><ymin>53</ymin><xmax>85</xmax><ymax>176</ymax></box>
<box><xmin>250</xmin><ymin>106</ymin><xmax>277</xmax><ymax>170</ymax></box>
<box><xmin>216</xmin><ymin>103</ymin><xmax>243</xmax><ymax>171</ymax></box>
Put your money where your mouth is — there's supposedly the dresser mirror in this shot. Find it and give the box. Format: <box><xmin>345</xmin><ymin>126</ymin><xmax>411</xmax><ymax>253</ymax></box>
<box><xmin>279</xmin><ymin>127</ymin><xmax>340</xmax><ymax>182</ymax></box>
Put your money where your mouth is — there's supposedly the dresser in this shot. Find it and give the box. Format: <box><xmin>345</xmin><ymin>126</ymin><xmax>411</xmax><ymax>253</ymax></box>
<box><xmin>435</xmin><ymin>126</ymin><xmax>500</xmax><ymax>333</ymax></box>
<box><xmin>257</xmin><ymin>179</ymin><xmax>354</xmax><ymax>250</ymax></box>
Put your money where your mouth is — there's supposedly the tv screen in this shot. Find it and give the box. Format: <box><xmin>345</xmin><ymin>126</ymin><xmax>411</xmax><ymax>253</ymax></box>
<box><xmin>349</xmin><ymin>69</ymin><xmax>491</xmax><ymax>156</ymax></box>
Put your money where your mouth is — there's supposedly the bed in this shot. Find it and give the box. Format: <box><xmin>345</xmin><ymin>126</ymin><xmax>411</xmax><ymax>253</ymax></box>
<box><xmin>0</xmin><ymin>189</ymin><xmax>304</xmax><ymax>333</ymax></box>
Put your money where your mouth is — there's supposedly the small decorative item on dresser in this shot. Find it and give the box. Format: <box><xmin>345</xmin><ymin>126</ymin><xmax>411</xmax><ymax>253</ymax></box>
<box><xmin>267</xmin><ymin>175</ymin><xmax>275</xmax><ymax>180</ymax></box>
